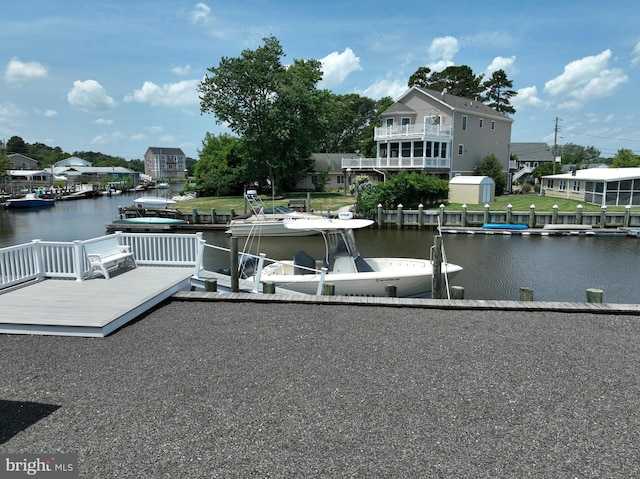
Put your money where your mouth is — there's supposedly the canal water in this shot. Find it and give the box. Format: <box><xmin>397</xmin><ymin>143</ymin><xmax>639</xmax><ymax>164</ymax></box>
<box><xmin>1</xmin><ymin>193</ymin><xmax>639</xmax><ymax>304</ymax></box>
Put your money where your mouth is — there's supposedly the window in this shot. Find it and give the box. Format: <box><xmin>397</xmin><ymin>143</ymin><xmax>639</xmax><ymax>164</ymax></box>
<box><xmin>559</xmin><ymin>180</ymin><xmax>566</xmax><ymax>191</ymax></box>
<box><xmin>401</xmin><ymin>142</ymin><xmax>411</xmax><ymax>157</ymax></box>
<box><xmin>462</xmin><ymin>115</ymin><xmax>467</xmax><ymax>131</ymax></box>
<box><xmin>491</xmin><ymin>121</ymin><xmax>496</xmax><ymax>130</ymax></box>
<box><xmin>572</xmin><ymin>181</ymin><xmax>580</xmax><ymax>192</ymax></box>
<box><xmin>440</xmin><ymin>143</ymin><xmax>447</xmax><ymax>158</ymax></box>
<box><xmin>386</xmin><ymin>118</ymin><xmax>393</xmax><ymax>127</ymax></box>
<box><xmin>414</xmin><ymin>142</ymin><xmax>423</xmax><ymax>157</ymax></box>
<box><xmin>479</xmin><ymin>118</ymin><xmax>484</xmax><ymax>128</ymax></box>
<box><xmin>547</xmin><ymin>179</ymin><xmax>554</xmax><ymax>189</ymax></box>
<box><xmin>458</xmin><ymin>144</ymin><xmax>464</xmax><ymax>155</ymax></box>
<box><xmin>401</xmin><ymin>117</ymin><xmax>411</xmax><ymax>126</ymax></box>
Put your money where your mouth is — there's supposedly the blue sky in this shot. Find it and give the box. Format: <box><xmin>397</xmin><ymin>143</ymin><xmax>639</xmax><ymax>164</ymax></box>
<box><xmin>2</xmin><ymin>0</ymin><xmax>640</xmax><ymax>161</ymax></box>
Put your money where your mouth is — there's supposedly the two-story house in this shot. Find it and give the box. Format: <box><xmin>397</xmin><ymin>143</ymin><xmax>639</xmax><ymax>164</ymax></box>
<box><xmin>7</xmin><ymin>153</ymin><xmax>39</xmax><ymax>170</ymax></box>
<box><xmin>342</xmin><ymin>86</ymin><xmax>514</xmax><ymax>183</ymax></box>
<box><xmin>144</xmin><ymin>147</ymin><xmax>187</xmax><ymax>179</ymax></box>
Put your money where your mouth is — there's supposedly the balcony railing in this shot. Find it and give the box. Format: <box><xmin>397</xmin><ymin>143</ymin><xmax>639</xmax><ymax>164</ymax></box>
<box><xmin>342</xmin><ymin>157</ymin><xmax>451</xmax><ymax>170</ymax></box>
<box><xmin>374</xmin><ymin>124</ymin><xmax>452</xmax><ymax>140</ymax></box>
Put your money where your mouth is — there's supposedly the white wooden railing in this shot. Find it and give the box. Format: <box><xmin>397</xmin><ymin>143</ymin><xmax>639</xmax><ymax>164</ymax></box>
<box><xmin>342</xmin><ymin>156</ymin><xmax>451</xmax><ymax>170</ymax></box>
<box><xmin>0</xmin><ymin>232</ymin><xmax>206</xmax><ymax>291</ymax></box>
<box><xmin>374</xmin><ymin>124</ymin><xmax>452</xmax><ymax>140</ymax></box>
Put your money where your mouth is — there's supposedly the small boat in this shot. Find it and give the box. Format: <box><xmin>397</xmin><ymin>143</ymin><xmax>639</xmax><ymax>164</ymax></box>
<box><xmin>156</xmin><ymin>181</ymin><xmax>170</xmax><ymax>189</ymax></box>
<box><xmin>226</xmin><ymin>190</ymin><xmax>321</xmax><ymax>237</ymax></box>
<box><xmin>249</xmin><ymin>214</ymin><xmax>463</xmax><ymax>297</ymax></box>
<box><xmin>482</xmin><ymin>223</ymin><xmax>528</xmax><ymax>230</ymax></box>
<box><xmin>133</xmin><ymin>196</ymin><xmax>176</xmax><ymax>208</ymax></box>
<box><xmin>106</xmin><ymin>217</ymin><xmax>188</xmax><ymax>232</ymax></box>
<box><xmin>6</xmin><ymin>193</ymin><xmax>55</xmax><ymax>209</ymax></box>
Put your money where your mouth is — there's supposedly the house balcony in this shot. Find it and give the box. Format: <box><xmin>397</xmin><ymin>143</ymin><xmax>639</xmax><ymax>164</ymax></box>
<box><xmin>342</xmin><ymin>156</ymin><xmax>451</xmax><ymax>170</ymax></box>
<box><xmin>374</xmin><ymin>124</ymin><xmax>452</xmax><ymax>141</ymax></box>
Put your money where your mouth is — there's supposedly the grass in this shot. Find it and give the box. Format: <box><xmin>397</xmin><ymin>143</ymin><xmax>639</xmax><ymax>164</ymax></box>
<box><xmin>176</xmin><ymin>191</ymin><xmax>635</xmax><ymax>214</ymax></box>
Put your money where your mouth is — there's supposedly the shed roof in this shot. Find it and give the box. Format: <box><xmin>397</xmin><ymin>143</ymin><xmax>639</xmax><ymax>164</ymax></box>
<box><xmin>449</xmin><ymin>175</ymin><xmax>494</xmax><ymax>185</ymax></box>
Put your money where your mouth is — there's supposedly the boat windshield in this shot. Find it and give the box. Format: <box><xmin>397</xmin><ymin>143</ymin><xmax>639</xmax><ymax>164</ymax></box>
<box><xmin>324</xmin><ymin>229</ymin><xmax>360</xmax><ymax>263</ymax></box>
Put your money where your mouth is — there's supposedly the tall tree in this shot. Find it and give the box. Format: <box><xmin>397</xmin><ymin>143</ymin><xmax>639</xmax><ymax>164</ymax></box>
<box><xmin>556</xmin><ymin>143</ymin><xmax>601</xmax><ymax>167</ymax></box>
<box><xmin>476</xmin><ymin>154</ymin><xmax>507</xmax><ymax>196</ymax></box>
<box><xmin>482</xmin><ymin>69</ymin><xmax>516</xmax><ymax>115</ymax></box>
<box><xmin>199</xmin><ymin>35</ymin><xmax>325</xmax><ymax>193</ymax></box>
<box><xmin>6</xmin><ymin>136</ymin><xmax>27</xmax><ymax>155</ymax></box>
<box><xmin>407</xmin><ymin>66</ymin><xmax>432</xmax><ymax>88</ymax></box>
<box><xmin>422</xmin><ymin>65</ymin><xmax>484</xmax><ymax>99</ymax></box>
<box><xmin>611</xmin><ymin>148</ymin><xmax>639</xmax><ymax>168</ymax></box>
<box><xmin>195</xmin><ymin>133</ymin><xmax>246</xmax><ymax>196</ymax></box>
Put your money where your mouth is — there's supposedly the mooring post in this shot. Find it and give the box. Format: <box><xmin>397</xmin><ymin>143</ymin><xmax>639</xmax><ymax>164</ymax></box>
<box><xmin>263</xmin><ymin>282</ymin><xmax>276</xmax><ymax>294</ymax></box>
<box><xmin>450</xmin><ymin>285</ymin><xmax>464</xmax><ymax>299</ymax></box>
<box><xmin>552</xmin><ymin>204</ymin><xmax>558</xmax><ymax>225</ymax></box>
<box><xmin>377</xmin><ymin>204</ymin><xmax>383</xmax><ymax>228</ymax></box>
<box><xmin>321</xmin><ymin>283</ymin><xmax>335</xmax><ymax>295</ymax></box>
<box><xmin>418</xmin><ymin>204</ymin><xmax>424</xmax><ymax>229</ymax></box>
<box><xmin>306</xmin><ymin>192</ymin><xmax>311</xmax><ymax>213</ymax></box>
<box><xmin>439</xmin><ymin>204</ymin><xmax>445</xmax><ymax>227</ymax></box>
<box><xmin>210</xmin><ymin>208</ymin><xmax>216</xmax><ymax>224</ymax></box>
<box><xmin>204</xmin><ymin>279</ymin><xmax>217</xmax><ymax>292</ymax></box>
<box><xmin>230</xmin><ymin>236</ymin><xmax>239</xmax><ymax>292</ymax></box>
<box><xmin>528</xmin><ymin>204</ymin><xmax>536</xmax><ymax>228</ymax></box>
<box><xmin>506</xmin><ymin>204</ymin><xmax>513</xmax><ymax>224</ymax></box>
<box><xmin>432</xmin><ymin>235</ymin><xmax>443</xmax><ymax>299</ymax></box>
<box><xmin>600</xmin><ymin>206</ymin><xmax>607</xmax><ymax>229</ymax></box>
<box><xmin>397</xmin><ymin>204</ymin><xmax>403</xmax><ymax>229</ymax></box>
<box><xmin>461</xmin><ymin>204</ymin><xmax>467</xmax><ymax>227</ymax></box>
<box><xmin>385</xmin><ymin>285</ymin><xmax>397</xmax><ymax>297</ymax></box>
<box><xmin>520</xmin><ymin>287</ymin><xmax>534</xmax><ymax>301</ymax></box>
<box><xmin>484</xmin><ymin>204</ymin><xmax>490</xmax><ymax>225</ymax></box>
<box><xmin>192</xmin><ymin>208</ymin><xmax>198</xmax><ymax>224</ymax></box>
<box><xmin>576</xmin><ymin>204</ymin><xmax>583</xmax><ymax>225</ymax></box>
<box><xmin>625</xmin><ymin>205</ymin><xmax>631</xmax><ymax>227</ymax></box>
<box><xmin>586</xmin><ymin>288</ymin><xmax>603</xmax><ymax>303</ymax></box>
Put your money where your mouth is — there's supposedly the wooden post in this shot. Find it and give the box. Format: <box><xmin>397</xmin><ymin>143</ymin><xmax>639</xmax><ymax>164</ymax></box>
<box><xmin>576</xmin><ymin>204</ymin><xmax>583</xmax><ymax>225</ymax></box>
<box><xmin>377</xmin><ymin>204</ymin><xmax>383</xmax><ymax>228</ymax></box>
<box><xmin>192</xmin><ymin>208</ymin><xmax>198</xmax><ymax>224</ymax></box>
<box><xmin>432</xmin><ymin>235</ymin><xmax>443</xmax><ymax>299</ymax></box>
<box><xmin>600</xmin><ymin>206</ymin><xmax>606</xmax><ymax>228</ymax></box>
<box><xmin>230</xmin><ymin>208</ymin><xmax>235</xmax><ymax>219</ymax></box>
<box><xmin>528</xmin><ymin>204</ymin><xmax>536</xmax><ymax>228</ymax></box>
<box><xmin>322</xmin><ymin>283</ymin><xmax>335</xmax><ymax>295</ymax></box>
<box><xmin>461</xmin><ymin>204</ymin><xmax>467</xmax><ymax>227</ymax></box>
<box><xmin>506</xmin><ymin>204</ymin><xmax>513</xmax><ymax>224</ymax></box>
<box><xmin>483</xmin><ymin>204</ymin><xmax>490</xmax><ymax>225</ymax></box>
<box><xmin>625</xmin><ymin>205</ymin><xmax>631</xmax><ymax>227</ymax></box>
<box><xmin>439</xmin><ymin>204</ymin><xmax>445</xmax><ymax>226</ymax></box>
<box><xmin>210</xmin><ymin>208</ymin><xmax>216</xmax><ymax>224</ymax></box>
<box><xmin>450</xmin><ymin>286</ymin><xmax>464</xmax><ymax>299</ymax></box>
<box><xmin>263</xmin><ymin>282</ymin><xmax>276</xmax><ymax>294</ymax></box>
<box><xmin>396</xmin><ymin>204</ymin><xmax>403</xmax><ymax>229</ymax></box>
<box><xmin>552</xmin><ymin>204</ymin><xmax>558</xmax><ymax>224</ymax></box>
<box><xmin>418</xmin><ymin>204</ymin><xmax>424</xmax><ymax>229</ymax></box>
<box><xmin>586</xmin><ymin>288</ymin><xmax>603</xmax><ymax>303</ymax></box>
<box><xmin>230</xmin><ymin>236</ymin><xmax>239</xmax><ymax>292</ymax></box>
<box><xmin>385</xmin><ymin>285</ymin><xmax>397</xmax><ymax>297</ymax></box>
<box><xmin>204</xmin><ymin>279</ymin><xmax>217</xmax><ymax>292</ymax></box>
<box><xmin>306</xmin><ymin>192</ymin><xmax>311</xmax><ymax>213</ymax></box>
<box><xmin>520</xmin><ymin>287</ymin><xmax>534</xmax><ymax>301</ymax></box>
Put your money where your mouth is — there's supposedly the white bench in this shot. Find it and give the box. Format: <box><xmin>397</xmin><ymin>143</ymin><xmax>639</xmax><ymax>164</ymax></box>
<box><xmin>84</xmin><ymin>236</ymin><xmax>136</xmax><ymax>279</ymax></box>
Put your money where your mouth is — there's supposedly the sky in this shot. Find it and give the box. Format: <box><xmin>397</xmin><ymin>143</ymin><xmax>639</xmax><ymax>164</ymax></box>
<box><xmin>2</xmin><ymin>0</ymin><xmax>640</xmax><ymax>161</ymax></box>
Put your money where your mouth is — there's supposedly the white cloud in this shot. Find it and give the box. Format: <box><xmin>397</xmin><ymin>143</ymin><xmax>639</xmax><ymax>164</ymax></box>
<box><xmin>486</xmin><ymin>56</ymin><xmax>517</xmax><ymax>75</ymax></box>
<box><xmin>160</xmin><ymin>134</ymin><xmax>175</xmax><ymax>143</ymax></box>
<box><xmin>631</xmin><ymin>41</ymin><xmax>640</xmax><ymax>66</ymax></box>
<box><xmin>33</xmin><ymin>108</ymin><xmax>58</xmax><ymax>117</ymax></box>
<box><xmin>360</xmin><ymin>78</ymin><xmax>407</xmax><ymax>100</ymax></box>
<box><xmin>511</xmin><ymin>86</ymin><xmax>545</xmax><ymax>110</ymax></box>
<box><xmin>172</xmin><ymin>64</ymin><xmax>192</xmax><ymax>76</ymax></box>
<box><xmin>5</xmin><ymin>57</ymin><xmax>48</xmax><ymax>85</ymax></box>
<box><xmin>0</xmin><ymin>101</ymin><xmax>28</xmax><ymax>123</ymax></box>
<box><xmin>68</xmin><ymin>80</ymin><xmax>117</xmax><ymax>113</ymax></box>
<box><xmin>94</xmin><ymin>118</ymin><xmax>113</xmax><ymax>125</ymax></box>
<box><xmin>427</xmin><ymin>36</ymin><xmax>458</xmax><ymax>71</ymax></box>
<box><xmin>130</xmin><ymin>133</ymin><xmax>147</xmax><ymax>141</ymax></box>
<box><xmin>319</xmin><ymin>48</ymin><xmax>362</xmax><ymax>89</ymax></box>
<box><xmin>190</xmin><ymin>3</ymin><xmax>213</xmax><ymax>25</ymax></box>
<box><xmin>544</xmin><ymin>50</ymin><xmax>628</xmax><ymax>104</ymax></box>
<box><xmin>124</xmin><ymin>80</ymin><xmax>200</xmax><ymax>108</ymax></box>
<box><xmin>91</xmin><ymin>131</ymin><xmax>125</xmax><ymax>145</ymax></box>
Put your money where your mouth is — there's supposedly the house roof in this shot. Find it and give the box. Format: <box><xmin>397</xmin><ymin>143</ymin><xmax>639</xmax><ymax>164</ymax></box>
<box><xmin>511</xmin><ymin>143</ymin><xmax>553</xmax><ymax>162</ymax></box>
<box><xmin>410</xmin><ymin>86</ymin><xmax>514</xmax><ymax>122</ymax></box>
<box><xmin>146</xmin><ymin>147</ymin><xmax>185</xmax><ymax>156</ymax></box>
<box><xmin>54</xmin><ymin>156</ymin><xmax>92</xmax><ymax>167</ymax></box>
<box><xmin>51</xmin><ymin>166</ymin><xmax>136</xmax><ymax>175</ymax></box>
<box><xmin>310</xmin><ymin>153</ymin><xmax>349</xmax><ymax>172</ymax></box>
<box><xmin>543</xmin><ymin>168</ymin><xmax>640</xmax><ymax>181</ymax></box>
<box><xmin>380</xmin><ymin>102</ymin><xmax>417</xmax><ymax>116</ymax></box>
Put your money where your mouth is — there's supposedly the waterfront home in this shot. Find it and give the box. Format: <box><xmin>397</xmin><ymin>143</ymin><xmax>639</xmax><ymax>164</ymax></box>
<box><xmin>541</xmin><ymin>167</ymin><xmax>640</xmax><ymax>206</ymax></box>
<box><xmin>341</xmin><ymin>86</ymin><xmax>514</xmax><ymax>182</ymax></box>
<box><xmin>144</xmin><ymin>147</ymin><xmax>187</xmax><ymax>179</ymax></box>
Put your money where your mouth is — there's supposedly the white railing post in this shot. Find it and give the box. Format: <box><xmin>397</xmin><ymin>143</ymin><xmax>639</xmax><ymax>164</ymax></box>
<box><xmin>73</xmin><ymin>240</ymin><xmax>85</xmax><ymax>281</ymax></box>
<box><xmin>316</xmin><ymin>267</ymin><xmax>328</xmax><ymax>296</ymax></box>
<box><xmin>253</xmin><ymin>253</ymin><xmax>266</xmax><ymax>293</ymax></box>
<box><xmin>32</xmin><ymin>240</ymin><xmax>45</xmax><ymax>281</ymax></box>
<box><xmin>193</xmin><ymin>236</ymin><xmax>205</xmax><ymax>278</ymax></box>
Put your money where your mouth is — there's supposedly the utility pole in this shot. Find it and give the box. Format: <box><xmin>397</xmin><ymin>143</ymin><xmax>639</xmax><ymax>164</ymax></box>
<box><xmin>553</xmin><ymin>117</ymin><xmax>562</xmax><ymax>175</ymax></box>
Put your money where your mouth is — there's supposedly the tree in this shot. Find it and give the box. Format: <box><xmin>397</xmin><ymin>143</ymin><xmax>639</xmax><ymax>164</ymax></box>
<box><xmin>556</xmin><ymin>143</ymin><xmax>601</xmax><ymax>167</ymax></box>
<box><xmin>421</xmin><ymin>65</ymin><xmax>484</xmax><ymax>99</ymax></box>
<box><xmin>407</xmin><ymin>66</ymin><xmax>432</xmax><ymax>88</ymax></box>
<box><xmin>611</xmin><ymin>148</ymin><xmax>640</xmax><ymax>168</ymax></box>
<box><xmin>476</xmin><ymin>154</ymin><xmax>507</xmax><ymax>196</ymax></box>
<box><xmin>0</xmin><ymin>149</ymin><xmax>11</xmax><ymax>182</ymax></box>
<box><xmin>482</xmin><ymin>69</ymin><xmax>516</xmax><ymax>115</ymax></box>
<box><xmin>359</xmin><ymin>96</ymin><xmax>394</xmax><ymax>158</ymax></box>
<box><xmin>6</xmin><ymin>136</ymin><xmax>27</xmax><ymax>155</ymax></box>
<box><xmin>199</xmin><ymin>35</ymin><xmax>325</xmax><ymax>193</ymax></box>
<box><xmin>195</xmin><ymin>133</ymin><xmax>246</xmax><ymax>196</ymax></box>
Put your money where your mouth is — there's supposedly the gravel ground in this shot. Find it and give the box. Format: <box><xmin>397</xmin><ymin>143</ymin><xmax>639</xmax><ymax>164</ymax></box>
<box><xmin>1</xmin><ymin>300</ymin><xmax>640</xmax><ymax>478</ymax></box>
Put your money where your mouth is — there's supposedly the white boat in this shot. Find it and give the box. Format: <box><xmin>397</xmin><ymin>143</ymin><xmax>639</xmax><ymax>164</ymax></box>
<box><xmin>156</xmin><ymin>181</ymin><xmax>170</xmax><ymax>189</ymax></box>
<box><xmin>250</xmin><ymin>215</ymin><xmax>463</xmax><ymax>298</ymax></box>
<box><xmin>226</xmin><ymin>190</ymin><xmax>321</xmax><ymax>237</ymax></box>
<box><xmin>133</xmin><ymin>196</ymin><xmax>176</xmax><ymax>208</ymax></box>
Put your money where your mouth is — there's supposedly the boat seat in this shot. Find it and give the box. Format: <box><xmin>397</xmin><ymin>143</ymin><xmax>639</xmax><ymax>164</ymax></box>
<box><xmin>331</xmin><ymin>255</ymin><xmax>356</xmax><ymax>274</ymax></box>
<box><xmin>354</xmin><ymin>256</ymin><xmax>374</xmax><ymax>272</ymax></box>
<box><xmin>293</xmin><ymin>250</ymin><xmax>316</xmax><ymax>275</ymax></box>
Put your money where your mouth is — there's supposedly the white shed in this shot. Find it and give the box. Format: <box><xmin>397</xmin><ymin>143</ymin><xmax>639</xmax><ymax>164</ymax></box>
<box><xmin>449</xmin><ymin>176</ymin><xmax>495</xmax><ymax>204</ymax></box>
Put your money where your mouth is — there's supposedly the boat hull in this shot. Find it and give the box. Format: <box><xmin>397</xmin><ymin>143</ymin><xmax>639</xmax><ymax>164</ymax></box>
<box><xmin>133</xmin><ymin>196</ymin><xmax>176</xmax><ymax>208</ymax></box>
<box><xmin>258</xmin><ymin>258</ymin><xmax>463</xmax><ymax>297</ymax></box>
<box><xmin>6</xmin><ymin>198</ymin><xmax>55</xmax><ymax>208</ymax></box>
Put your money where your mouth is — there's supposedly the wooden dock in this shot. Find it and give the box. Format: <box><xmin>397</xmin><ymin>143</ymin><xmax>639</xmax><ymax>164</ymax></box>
<box><xmin>0</xmin><ymin>266</ymin><xmax>194</xmax><ymax>337</ymax></box>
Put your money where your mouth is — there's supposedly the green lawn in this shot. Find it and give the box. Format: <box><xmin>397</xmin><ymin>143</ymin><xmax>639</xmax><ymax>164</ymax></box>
<box><xmin>177</xmin><ymin>191</ymin><xmax>635</xmax><ymax>214</ymax></box>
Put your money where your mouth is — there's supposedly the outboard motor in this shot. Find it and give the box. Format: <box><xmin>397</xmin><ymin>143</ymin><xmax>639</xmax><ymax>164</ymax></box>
<box><xmin>215</xmin><ymin>254</ymin><xmax>258</xmax><ymax>279</ymax></box>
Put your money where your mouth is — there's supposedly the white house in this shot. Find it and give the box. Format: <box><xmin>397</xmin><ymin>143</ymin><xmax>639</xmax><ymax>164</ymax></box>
<box><xmin>542</xmin><ymin>168</ymin><xmax>640</xmax><ymax>206</ymax></box>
